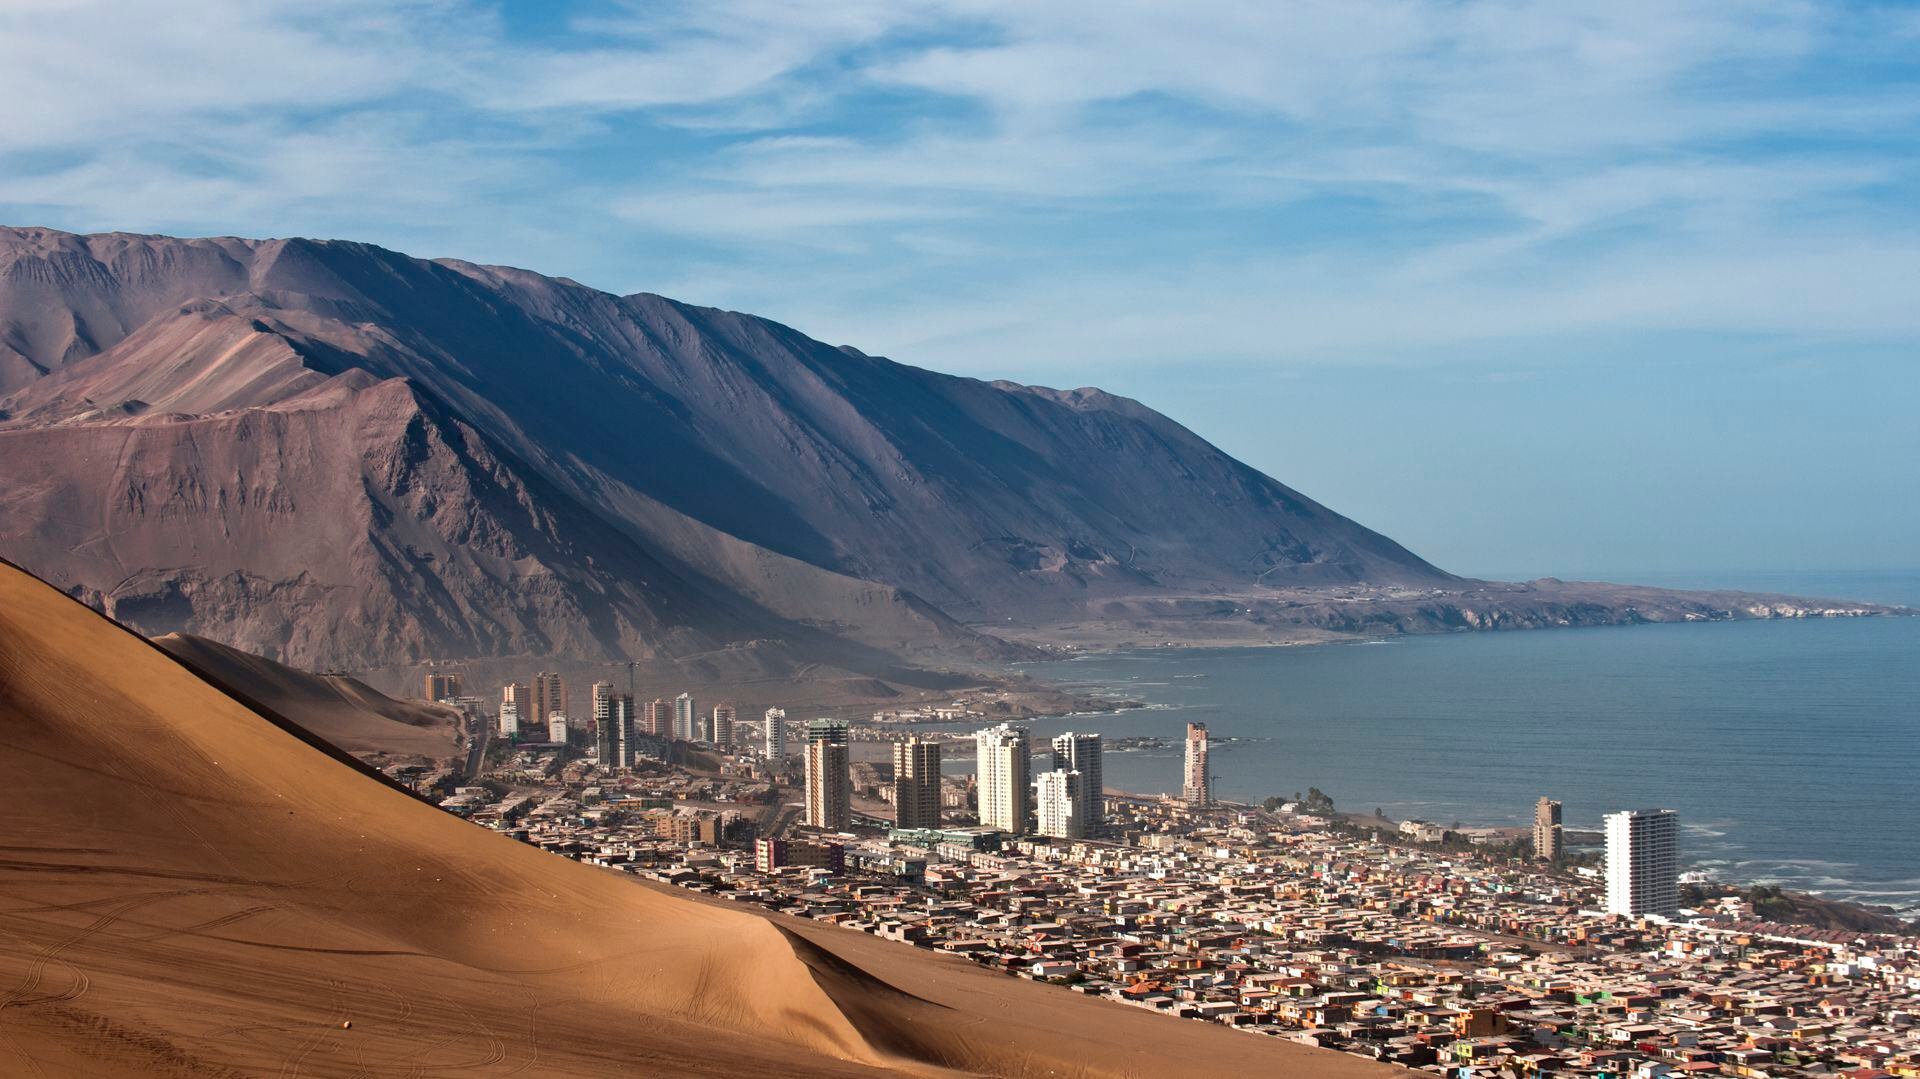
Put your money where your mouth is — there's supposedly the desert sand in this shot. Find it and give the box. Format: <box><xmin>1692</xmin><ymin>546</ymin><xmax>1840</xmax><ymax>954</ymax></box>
<box><xmin>154</xmin><ymin>632</ymin><xmax>462</xmax><ymax>761</ymax></box>
<box><xmin>0</xmin><ymin>559</ymin><xmax>1399</xmax><ymax>1078</ymax></box>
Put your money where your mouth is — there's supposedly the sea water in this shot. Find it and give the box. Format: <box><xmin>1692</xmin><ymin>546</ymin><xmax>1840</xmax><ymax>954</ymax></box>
<box><xmin>1006</xmin><ymin>570</ymin><xmax>1920</xmax><ymax>914</ymax></box>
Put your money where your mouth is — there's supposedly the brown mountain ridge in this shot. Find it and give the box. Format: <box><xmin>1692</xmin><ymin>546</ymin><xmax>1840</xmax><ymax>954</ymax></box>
<box><xmin>0</xmin><ymin>226</ymin><xmax>1899</xmax><ymax>676</ymax></box>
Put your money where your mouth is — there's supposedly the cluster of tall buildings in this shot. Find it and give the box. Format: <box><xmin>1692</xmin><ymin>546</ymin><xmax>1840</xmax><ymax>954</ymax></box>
<box><xmin>1536</xmin><ymin>795</ymin><xmax>1681</xmax><ymax>920</ymax></box>
<box><xmin>491</xmin><ymin>672</ymin><xmax>749</xmax><ymax>770</ymax></box>
<box><xmin>792</xmin><ymin>721</ymin><xmax>1110</xmax><ymax>840</ymax></box>
<box><xmin>424</xmin><ymin>671</ymin><xmax>464</xmax><ymax>701</ymax></box>
<box><xmin>969</xmin><ymin>725</ymin><xmax>1106</xmax><ymax>839</ymax></box>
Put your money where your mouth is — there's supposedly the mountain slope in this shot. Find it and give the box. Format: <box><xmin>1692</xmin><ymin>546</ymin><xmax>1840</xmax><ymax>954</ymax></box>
<box><xmin>6</xmin><ymin>227</ymin><xmax>1890</xmax><ymax>672</ymax></box>
<box><xmin>0</xmin><ymin>226</ymin><xmax>1450</xmax><ymax>667</ymax></box>
<box><xmin>0</xmin><ymin>326</ymin><xmax>1000</xmax><ymax>672</ymax></box>
<box><xmin>0</xmin><ymin>558</ymin><xmax>1398</xmax><ymax>1078</ymax></box>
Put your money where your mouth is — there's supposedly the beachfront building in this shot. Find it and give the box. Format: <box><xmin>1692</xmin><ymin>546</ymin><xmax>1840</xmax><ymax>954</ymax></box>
<box><xmin>1050</xmin><ymin>732</ymin><xmax>1103</xmax><ymax>829</ymax></box>
<box><xmin>673</xmin><ymin>693</ymin><xmax>696</xmax><ymax>742</ymax></box>
<box><xmin>1605</xmin><ymin>808</ymin><xmax>1680</xmax><ymax>918</ymax></box>
<box><xmin>763</xmin><ymin>707</ymin><xmax>786</xmax><ymax>760</ymax></box>
<box><xmin>1534</xmin><ymin>796</ymin><xmax>1564</xmax><ymax>861</ymax></box>
<box><xmin>1182</xmin><ymin>723</ymin><xmax>1212</xmax><ymax>805</ymax></box>
<box><xmin>892</xmin><ymin>737</ymin><xmax>942</xmax><ymax>829</ymax></box>
<box><xmin>1036</xmin><ymin>769</ymin><xmax>1086</xmax><ymax>839</ymax></box>
<box><xmin>975</xmin><ymin>724</ymin><xmax>1031</xmax><ymax>833</ymax></box>
<box><xmin>804</xmin><ymin>720</ymin><xmax>851</xmax><ymax>830</ymax></box>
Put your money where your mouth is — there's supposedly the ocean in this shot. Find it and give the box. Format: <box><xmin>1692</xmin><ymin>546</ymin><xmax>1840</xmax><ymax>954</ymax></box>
<box><xmin>1002</xmin><ymin>570</ymin><xmax>1920</xmax><ymax>914</ymax></box>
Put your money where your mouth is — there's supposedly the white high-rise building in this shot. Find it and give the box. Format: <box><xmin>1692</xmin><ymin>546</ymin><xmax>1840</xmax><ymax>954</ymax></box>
<box><xmin>1036</xmin><ymin>769</ymin><xmax>1085</xmax><ymax>839</ymax></box>
<box><xmin>974</xmin><ymin>724</ymin><xmax>1031</xmax><ymax>834</ymax></box>
<box><xmin>1605</xmin><ymin>809</ymin><xmax>1680</xmax><ymax>918</ymax></box>
<box><xmin>1051</xmin><ymin>732</ymin><xmax>1103</xmax><ymax>829</ymax></box>
<box><xmin>547</xmin><ymin>711</ymin><xmax>569</xmax><ymax>746</ymax></box>
<box><xmin>1182</xmin><ymin>723</ymin><xmax>1212</xmax><ymax>805</ymax></box>
<box><xmin>498</xmin><ymin>699</ymin><xmax>519</xmax><ymax>739</ymax></box>
<box><xmin>763</xmin><ymin>707</ymin><xmax>787</xmax><ymax>760</ymax></box>
<box><xmin>672</xmin><ymin>693</ymin><xmax>696</xmax><ymax>742</ymax></box>
<box><xmin>591</xmin><ymin>682</ymin><xmax>615</xmax><ymax>761</ymax></box>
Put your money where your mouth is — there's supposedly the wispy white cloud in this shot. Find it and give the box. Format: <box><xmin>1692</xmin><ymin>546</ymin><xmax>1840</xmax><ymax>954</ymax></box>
<box><xmin>1</xmin><ymin>0</ymin><xmax>1915</xmax><ymax>377</ymax></box>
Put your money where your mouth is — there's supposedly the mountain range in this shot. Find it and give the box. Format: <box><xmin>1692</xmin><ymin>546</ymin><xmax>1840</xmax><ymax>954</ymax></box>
<box><xmin>0</xmin><ymin>226</ymin><xmax>1893</xmax><ymax>679</ymax></box>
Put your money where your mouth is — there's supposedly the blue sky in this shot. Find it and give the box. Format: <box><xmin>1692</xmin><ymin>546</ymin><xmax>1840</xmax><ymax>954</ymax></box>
<box><xmin>3</xmin><ymin>0</ymin><xmax>1916</xmax><ymax>581</ymax></box>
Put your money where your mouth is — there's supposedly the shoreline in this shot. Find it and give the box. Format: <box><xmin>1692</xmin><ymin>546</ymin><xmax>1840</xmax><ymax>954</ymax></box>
<box><xmin>1001</xmin><ymin>619</ymin><xmax>1919</xmax><ymax>927</ymax></box>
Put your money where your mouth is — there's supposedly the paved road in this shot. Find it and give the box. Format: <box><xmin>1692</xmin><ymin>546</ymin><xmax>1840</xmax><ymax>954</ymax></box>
<box><xmin>462</xmin><ymin>715</ymin><xmax>490</xmax><ymax>779</ymax></box>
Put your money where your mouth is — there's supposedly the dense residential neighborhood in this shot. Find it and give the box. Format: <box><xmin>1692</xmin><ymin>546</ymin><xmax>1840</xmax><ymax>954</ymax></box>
<box><xmin>392</xmin><ymin>693</ymin><xmax>1920</xmax><ymax>1079</ymax></box>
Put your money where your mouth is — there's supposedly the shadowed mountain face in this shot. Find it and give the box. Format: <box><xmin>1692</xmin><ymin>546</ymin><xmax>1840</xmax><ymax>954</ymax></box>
<box><xmin>0</xmin><ymin>226</ymin><xmax>1449</xmax><ymax>668</ymax></box>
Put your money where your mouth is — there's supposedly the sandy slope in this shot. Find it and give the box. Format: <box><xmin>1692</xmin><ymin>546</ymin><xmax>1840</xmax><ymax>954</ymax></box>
<box><xmin>0</xmin><ymin>560</ymin><xmax>1398</xmax><ymax>1078</ymax></box>
<box><xmin>153</xmin><ymin>632</ymin><xmax>460</xmax><ymax>761</ymax></box>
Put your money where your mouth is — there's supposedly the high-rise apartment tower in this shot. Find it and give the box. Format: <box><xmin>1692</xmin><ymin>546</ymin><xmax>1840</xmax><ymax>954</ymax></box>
<box><xmin>892</xmin><ymin>737</ymin><xmax>942</xmax><ymax>829</ymax></box>
<box><xmin>1605</xmin><ymin>809</ymin><xmax>1680</xmax><ymax>918</ymax></box>
<box><xmin>532</xmin><ymin>672</ymin><xmax>565</xmax><ymax>732</ymax></box>
<box><xmin>804</xmin><ymin>720</ymin><xmax>851</xmax><ymax>830</ymax></box>
<box><xmin>672</xmin><ymin>693</ymin><xmax>696</xmax><ymax>742</ymax></box>
<box><xmin>1182</xmin><ymin>723</ymin><xmax>1212</xmax><ymax>805</ymax></box>
<box><xmin>763</xmin><ymin>707</ymin><xmax>787</xmax><ymax>760</ymax></box>
<box><xmin>974</xmin><ymin>724</ymin><xmax>1031</xmax><ymax>833</ymax></box>
<box><xmin>1533</xmin><ymin>797</ymin><xmax>1564</xmax><ymax>861</ymax></box>
<box><xmin>1051</xmin><ymin>732</ymin><xmax>1104</xmax><ymax>829</ymax></box>
<box><xmin>1036</xmin><ymin>769</ymin><xmax>1085</xmax><ymax>839</ymax></box>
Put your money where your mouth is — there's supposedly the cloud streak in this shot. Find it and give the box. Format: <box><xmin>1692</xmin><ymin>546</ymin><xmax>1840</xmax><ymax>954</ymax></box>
<box><xmin>1</xmin><ymin>0</ymin><xmax>1915</xmax><ymax>376</ymax></box>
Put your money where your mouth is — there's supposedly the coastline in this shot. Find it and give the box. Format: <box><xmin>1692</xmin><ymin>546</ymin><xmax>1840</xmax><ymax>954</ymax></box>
<box><xmin>978</xmin><ymin>577</ymin><xmax>1913</xmax><ymax>657</ymax></box>
<box><xmin>1005</xmin><ymin>610</ymin><xmax>1920</xmax><ymax>925</ymax></box>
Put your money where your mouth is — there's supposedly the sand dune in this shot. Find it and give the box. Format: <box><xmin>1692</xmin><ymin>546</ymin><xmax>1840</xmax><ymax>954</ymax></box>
<box><xmin>153</xmin><ymin>632</ymin><xmax>461</xmax><ymax>761</ymax></box>
<box><xmin>0</xmin><ymin>560</ymin><xmax>1398</xmax><ymax>1077</ymax></box>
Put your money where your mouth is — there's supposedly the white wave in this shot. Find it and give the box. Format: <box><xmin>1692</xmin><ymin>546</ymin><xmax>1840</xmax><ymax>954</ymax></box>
<box><xmin>1733</xmin><ymin>858</ymin><xmax>1859</xmax><ymax>871</ymax></box>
